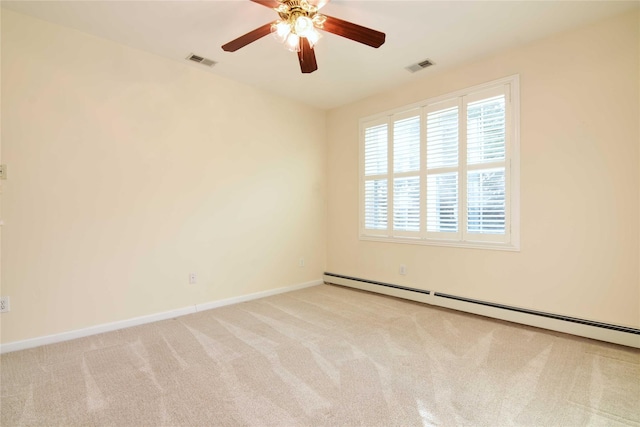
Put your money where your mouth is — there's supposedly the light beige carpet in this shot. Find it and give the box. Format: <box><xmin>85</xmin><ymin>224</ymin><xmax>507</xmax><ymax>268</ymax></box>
<box><xmin>1</xmin><ymin>284</ymin><xmax>639</xmax><ymax>426</ymax></box>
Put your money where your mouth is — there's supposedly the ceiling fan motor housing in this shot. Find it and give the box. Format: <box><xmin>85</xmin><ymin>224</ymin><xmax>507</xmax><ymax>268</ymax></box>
<box><xmin>276</xmin><ymin>0</ymin><xmax>325</xmax><ymax>34</ymax></box>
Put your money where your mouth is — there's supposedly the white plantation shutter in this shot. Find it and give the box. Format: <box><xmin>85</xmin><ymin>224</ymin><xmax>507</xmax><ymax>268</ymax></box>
<box><xmin>394</xmin><ymin>176</ymin><xmax>420</xmax><ymax>232</ymax></box>
<box><xmin>393</xmin><ymin>112</ymin><xmax>421</xmax><ymax>235</ymax></box>
<box><xmin>467</xmin><ymin>169</ymin><xmax>505</xmax><ymax>234</ymax></box>
<box><xmin>426</xmin><ymin>106</ymin><xmax>459</xmax><ymax>169</ymax></box>
<box><xmin>465</xmin><ymin>87</ymin><xmax>509</xmax><ymax>241</ymax></box>
<box><xmin>394</xmin><ymin>116</ymin><xmax>420</xmax><ymax>173</ymax></box>
<box><xmin>359</xmin><ymin>76</ymin><xmax>518</xmax><ymax>250</ymax></box>
<box><xmin>364</xmin><ymin>179</ymin><xmax>388</xmax><ymax>230</ymax></box>
<box><xmin>467</xmin><ymin>95</ymin><xmax>506</xmax><ymax>164</ymax></box>
<box><xmin>426</xmin><ymin>101</ymin><xmax>460</xmax><ymax>238</ymax></box>
<box><xmin>362</xmin><ymin>121</ymin><xmax>389</xmax><ymax>234</ymax></box>
<box><xmin>364</xmin><ymin>124</ymin><xmax>388</xmax><ymax>176</ymax></box>
<box><xmin>426</xmin><ymin>173</ymin><xmax>458</xmax><ymax>232</ymax></box>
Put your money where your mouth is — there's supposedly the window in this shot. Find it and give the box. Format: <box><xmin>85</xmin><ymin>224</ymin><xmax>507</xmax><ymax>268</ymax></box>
<box><xmin>360</xmin><ymin>76</ymin><xmax>519</xmax><ymax>250</ymax></box>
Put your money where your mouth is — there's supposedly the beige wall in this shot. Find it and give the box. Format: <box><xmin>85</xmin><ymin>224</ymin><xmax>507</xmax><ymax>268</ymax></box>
<box><xmin>0</xmin><ymin>10</ymin><xmax>326</xmax><ymax>344</ymax></box>
<box><xmin>327</xmin><ymin>10</ymin><xmax>640</xmax><ymax>328</ymax></box>
<box><xmin>1</xmin><ymin>8</ymin><xmax>638</xmax><ymax>346</ymax></box>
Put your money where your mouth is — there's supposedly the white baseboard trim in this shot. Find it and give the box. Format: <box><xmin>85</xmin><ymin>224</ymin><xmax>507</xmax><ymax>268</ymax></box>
<box><xmin>195</xmin><ymin>279</ymin><xmax>322</xmax><ymax>312</ymax></box>
<box><xmin>0</xmin><ymin>279</ymin><xmax>322</xmax><ymax>354</ymax></box>
<box><xmin>324</xmin><ymin>273</ymin><xmax>640</xmax><ymax>349</ymax></box>
<box><xmin>0</xmin><ymin>306</ymin><xmax>197</xmax><ymax>355</ymax></box>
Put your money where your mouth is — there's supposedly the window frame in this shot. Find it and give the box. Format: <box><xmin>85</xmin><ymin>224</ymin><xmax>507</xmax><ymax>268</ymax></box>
<box><xmin>359</xmin><ymin>75</ymin><xmax>520</xmax><ymax>251</ymax></box>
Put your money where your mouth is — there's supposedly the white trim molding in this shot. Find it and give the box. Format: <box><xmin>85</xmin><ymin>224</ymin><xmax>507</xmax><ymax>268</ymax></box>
<box><xmin>359</xmin><ymin>75</ymin><xmax>520</xmax><ymax>252</ymax></box>
<box><xmin>0</xmin><ymin>279</ymin><xmax>322</xmax><ymax>354</ymax></box>
<box><xmin>195</xmin><ymin>279</ymin><xmax>322</xmax><ymax>312</ymax></box>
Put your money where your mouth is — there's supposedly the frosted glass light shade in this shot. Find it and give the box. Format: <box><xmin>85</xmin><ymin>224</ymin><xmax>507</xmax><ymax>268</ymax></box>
<box><xmin>294</xmin><ymin>16</ymin><xmax>314</xmax><ymax>37</ymax></box>
<box><xmin>306</xmin><ymin>29</ymin><xmax>321</xmax><ymax>47</ymax></box>
<box><xmin>272</xmin><ymin>21</ymin><xmax>291</xmax><ymax>43</ymax></box>
<box><xmin>285</xmin><ymin>33</ymin><xmax>300</xmax><ymax>52</ymax></box>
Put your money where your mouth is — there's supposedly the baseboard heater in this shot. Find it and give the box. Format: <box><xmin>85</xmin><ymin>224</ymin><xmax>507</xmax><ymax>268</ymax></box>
<box><xmin>323</xmin><ymin>272</ymin><xmax>640</xmax><ymax>349</ymax></box>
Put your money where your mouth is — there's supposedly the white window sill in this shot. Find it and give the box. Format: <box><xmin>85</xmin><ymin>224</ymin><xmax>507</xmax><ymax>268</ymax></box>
<box><xmin>359</xmin><ymin>234</ymin><xmax>520</xmax><ymax>252</ymax></box>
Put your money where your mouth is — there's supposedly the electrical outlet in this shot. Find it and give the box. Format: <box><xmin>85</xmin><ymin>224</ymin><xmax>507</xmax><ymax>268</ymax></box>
<box><xmin>0</xmin><ymin>296</ymin><xmax>10</xmax><ymax>313</ymax></box>
<box><xmin>399</xmin><ymin>265</ymin><xmax>407</xmax><ymax>275</ymax></box>
<box><xmin>299</xmin><ymin>257</ymin><xmax>305</xmax><ymax>267</ymax></box>
<box><xmin>189</xmin><ymin>273</ymin><xmax>197</xmax><ymax>285</ymax></box>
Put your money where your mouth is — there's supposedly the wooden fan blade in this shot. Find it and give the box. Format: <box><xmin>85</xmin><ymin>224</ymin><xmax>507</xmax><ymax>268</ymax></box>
<box><xmin>250</xmin><ymin>0</ymin><xmax>280</xmax><ymax>8</ymax></box>
<box><xmin>221</xmin><ymin>23</ymin><xmax>273</xmax><ymax>52</ymax></box>
<box><xmin>321</xmin><ymin>15</ymin><xmax>385</xmax><ymax>48</ymax></box>
<box><xmin>297</xmin><ymin>38</ymin><xmax>318</xmax><ymax>73</ymax></box>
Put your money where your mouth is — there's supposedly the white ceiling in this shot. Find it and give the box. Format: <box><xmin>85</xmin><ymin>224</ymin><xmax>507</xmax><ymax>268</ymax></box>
<box><xmin>2</xmin><ymin>0</ymin><xmax>637</xmax><ymax>109</ymax></box>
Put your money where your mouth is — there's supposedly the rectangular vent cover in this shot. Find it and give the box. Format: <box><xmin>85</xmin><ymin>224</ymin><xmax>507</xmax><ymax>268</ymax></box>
<box><xmin>186</xmin><ymin>53</ymin><xmax>216</xmax><ymax>67</ymax></box>
<box><xmin>406</xmin><ymin>58</ymin><xmax>434</xmax><ymax>73</ymax></box>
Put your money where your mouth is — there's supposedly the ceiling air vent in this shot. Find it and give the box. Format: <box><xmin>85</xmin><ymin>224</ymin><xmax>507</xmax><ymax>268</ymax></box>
<box><xmin>406</xmin><ymin>58</ymin><xmax>434</xmax><ymax>73</ymax></box>
<box><xmin>186</xmin><ymin>53</ymin><xmax>216</xmax><ymax>67</ymax></box>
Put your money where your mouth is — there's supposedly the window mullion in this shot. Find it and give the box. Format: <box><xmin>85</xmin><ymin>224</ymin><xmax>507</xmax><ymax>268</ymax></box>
<box><xmin>424</xmin><ymin>166</ymin><xmax>460</xmax><ymax>175</ymax></box>
<box><xmin>420</xmin><ymin>107</ymin><xmax>427</xmax><ymax>239</ymax></box>
<box><xmin>364</xmin><ymin>173</ymin><xmax>391</xmax><ymax>180</ymax></box>
<box><xmin>393</xmin><ymin>170</ymin><xmax>421</xmax><ymax>179</ymax></box>
<box><xmin>459</xmin><ymin>96</ymin><xmax>468</xmax><ymax>242</ymax></box>
<box><xmin>387</xmin><ymin>118</ymin><xmax>394</xmax><ymax>237</ymax></box>
<box><xmin>467</xmin><ymin>161</ymin><xmax>505</xmax><ymax>171</ymax></box>
<box><xmin>503</xmin><ymin>82</ymin><xmax>512</xmax><ymax>241</ymax></box>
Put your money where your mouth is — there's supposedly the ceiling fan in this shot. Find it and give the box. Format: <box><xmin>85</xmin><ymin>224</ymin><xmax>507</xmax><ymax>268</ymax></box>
<box><xmin>221</xmin><ymin>0</ymin><xmax>385</xmax><ymax>74</ymax></box>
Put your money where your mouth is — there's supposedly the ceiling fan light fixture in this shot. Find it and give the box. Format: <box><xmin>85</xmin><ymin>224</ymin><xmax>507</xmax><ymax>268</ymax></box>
<box><xmin>294</xmin><ymin>16</ymin><xmax>314</xmax><ymax>37</ymax></box>
<box><xmin>222</xmin><ymin>0</ymin><xmax>386</xmax><ymax>74</ymax></box>
<box><xmin>269</xmin><ymin>0</ymin><xmax>326</xmax><ymax>52</ymax></box>
<box><xmin>311</xmin><ymin>13</ymin><xmax>326</xmax><ymax>28</ymax></box>
<box><xmin>285</xmin><ymin>33</ymin><xmax>301</xmax><ymax>52</ymax></box>
<box><xmin>306</xmin><ymin>28</ymin><xmax>321</xmax><ymax>47</ymax></box>
<box><xmin>272</xmin><ymin>20</ymin><xmax>291</xmax><ymax>43</ymax></box>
